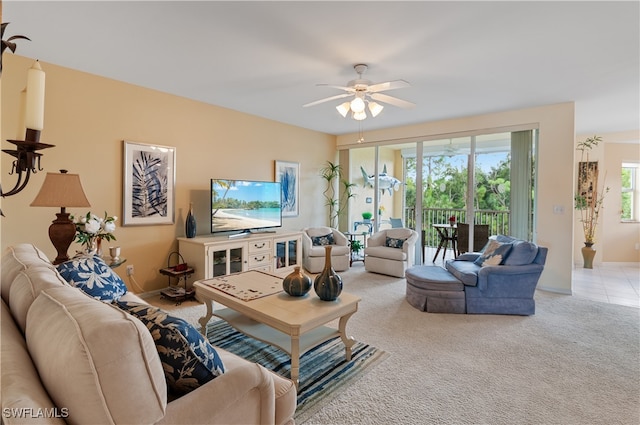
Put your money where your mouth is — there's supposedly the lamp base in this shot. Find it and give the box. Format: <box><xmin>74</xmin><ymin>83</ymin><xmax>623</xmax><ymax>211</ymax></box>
<box><xmin>49</xmin><ymin>211</ymin><xmax>76</xmax><ymax>265</ymax></box>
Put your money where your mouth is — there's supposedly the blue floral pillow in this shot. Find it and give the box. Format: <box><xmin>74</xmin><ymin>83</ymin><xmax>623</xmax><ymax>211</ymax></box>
<box><xmin>113</xmin><ymin>301</ymin><xmax>225</xmax><ymax>395</ymax></box>
<box><xmin>386</xmin><ymin>236</ymin><xmax>406</xmax><ymax>249</ymax></box>
<box><xmin>56</xmin><ymin>255</ymin><xmax>127</xmax><ymax>301</ymax></box>
<box><xmin>312</xmin><ymin>233</ymin><xmax>335</xmax><ymax>246</ymax></box>
<box><xmin>473</xmin><ymin>240</ymin><xmax>512</xmax><ymax>267</ymax></box>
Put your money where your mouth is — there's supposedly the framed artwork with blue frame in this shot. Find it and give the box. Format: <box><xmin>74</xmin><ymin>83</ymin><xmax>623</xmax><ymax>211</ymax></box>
<box><xmin>275</xmin><ymin>160</ymin><xmax>299</xmax><ymax>217</ymax></box>
<box><xmin>123</xmin><ymin>140</ymin><xmax>176</xmax><ymax>225</ymax></box>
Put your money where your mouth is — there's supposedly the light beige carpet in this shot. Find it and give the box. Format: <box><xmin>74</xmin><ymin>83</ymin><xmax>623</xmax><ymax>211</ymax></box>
<box><xmin>148</xmin><ymin>264</ymin><xmax>640</xmax><ymax>424</ymax></box>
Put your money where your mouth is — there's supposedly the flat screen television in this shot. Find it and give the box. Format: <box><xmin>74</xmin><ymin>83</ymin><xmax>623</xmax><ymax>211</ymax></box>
<box><xmin>210</xmin><ymin>179</ymin><xmax>282</xmax><ymax>234</ymax></box>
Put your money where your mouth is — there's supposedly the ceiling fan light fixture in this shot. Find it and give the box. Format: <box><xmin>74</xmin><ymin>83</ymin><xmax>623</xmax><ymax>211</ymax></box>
<box><xmin>350</xmin><ymin>96</ymin><xmax>365</xmax><ymax>113</ymax></box>
<box><xmin>368</xmin><ymin>101</ymin><xmax>383</xmax><ymax>117</ymax></box>
<box><xmin>352</xmin><ymin>110</ymin><xmax>367</xmax><ymax>121</ymax></box>
<box><xmin>336</xmin><ymin>102</ymin><xmax>350</xmax><ymax>118</ymax></box>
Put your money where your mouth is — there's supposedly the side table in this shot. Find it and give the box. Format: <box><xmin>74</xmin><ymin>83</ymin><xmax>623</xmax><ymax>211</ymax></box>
<box><xmin>344</xmin><ymin>231</ymin><xmax>367</xmax><ymax>266</ymax></box>
<box><xmin>105</xmin><ymin>257</ymin><xmax>127</xmax><ymax>268</ymax></box>
<box><xmin>353</xmin><ymin>221</ymin><xmax>374</xmax><ymax>235</ymax></box>
<box><xmin>160</xmin><ymin>266</ymin><xmax>195</xmax><ymax>305</ymax></box>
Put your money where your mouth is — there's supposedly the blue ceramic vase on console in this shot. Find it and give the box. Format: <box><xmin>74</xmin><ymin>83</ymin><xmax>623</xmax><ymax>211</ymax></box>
<box><xmin>314</xmin><ymin>245</ymin><xmax>343</xmax><ymax>301</ymax></box>
<box><xmin>283</xmin><ymin>266</ymin><xmax>312</xmax><ymax>297</ymax></box>
<box><xmin>185</xmin><ymin>203</ymin><xmax>196</xmax><ymax>238</ymax></box>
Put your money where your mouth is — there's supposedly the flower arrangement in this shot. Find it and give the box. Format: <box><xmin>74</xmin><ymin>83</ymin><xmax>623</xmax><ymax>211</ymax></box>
<box><xmin>574</xmin><ymin>135</ymin><xmax>609</xmax><ymax>245</ymax></box>
<box><xmin>73</xmin><ymin>211</ymin><xmax>117</xmax><ymax>251</ymax></box>
<box><xmin>378</xmin><ymin>205</ymin><xmax>385</xmax><ymax>216</ymax></box>
<box><xmin>361</xmin><ymin>211</ymin><xmax>373</xmax><ymax>220</ymax></box>
<box><xmin>449</xmin><ymin>215</ymin><xmax>456</xmax><ymax>225</ymax></box>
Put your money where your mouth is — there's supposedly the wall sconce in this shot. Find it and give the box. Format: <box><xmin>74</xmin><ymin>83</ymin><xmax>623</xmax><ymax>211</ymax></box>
<box><xmin>31</xmin><ymin>170</ymin><xmax>91</xmax><ymax>265</ymax></box>
<box><xmin>1</xmin><ymin>60</ymin><xmax>55</xmax><ymax>198</ymax></box>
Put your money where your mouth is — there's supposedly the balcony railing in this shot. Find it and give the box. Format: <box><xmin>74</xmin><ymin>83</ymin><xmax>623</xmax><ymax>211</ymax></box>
<box><xmin>404</xmin><ymin>207</ymin><xmax>510</xmax><ymax>248</ymax></box>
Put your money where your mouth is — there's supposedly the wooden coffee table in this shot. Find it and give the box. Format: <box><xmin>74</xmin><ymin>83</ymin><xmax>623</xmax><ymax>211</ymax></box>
<box><xmin>194</xmin><ymin>270</ymin><xmax>360</xmax><ymax>388</ymax></box>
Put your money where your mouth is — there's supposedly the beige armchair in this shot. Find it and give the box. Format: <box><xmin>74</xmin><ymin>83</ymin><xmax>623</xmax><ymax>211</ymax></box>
<box><xmin>364</xmin><ymin>228</ymin><xmax>419</xmax><ymax>277</ymax></box>
<box><xmin>302</xmin><ymin>227</ymin><xmax>350</xmax><ymax>273</ymax></box>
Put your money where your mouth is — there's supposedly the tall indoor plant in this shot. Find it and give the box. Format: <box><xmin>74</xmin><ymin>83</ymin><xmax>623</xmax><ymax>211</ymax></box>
<box><xmin>574</xmin><ymin>135</ymin><xmax>609</xmax><ymax>268</ymax></box>
<box><xmin>320</xmin><ymin>161</ymin><xmax>356</xmax><ymax>229</ymax></box>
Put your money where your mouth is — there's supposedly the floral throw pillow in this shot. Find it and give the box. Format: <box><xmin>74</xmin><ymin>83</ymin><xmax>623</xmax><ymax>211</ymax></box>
<box><xmin>56</xmin><ymin>255</ymin><xmax>127</xmax><ymax>302</ymax></box>
<box><xmin>386</xmin><ymin>236</ymin><xmax>407</xmax><ymax>249</ymax></box>
<box><xmin>312</xmin><ymin>233</ymin><xmax>335</xmax><ymax>246</ymax></box>
<box><xmin>473</xmin><ymin>240</ymin><xmax>512</xmax><ymax>267</ymax></box>
<box><xmin>113</xmin><ymin>301</ymin><xmax>225</xmax><ymax>395</ymax></box>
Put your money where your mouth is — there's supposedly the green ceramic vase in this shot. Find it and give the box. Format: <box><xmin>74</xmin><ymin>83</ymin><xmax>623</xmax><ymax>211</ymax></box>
<box><xmin>313</xmin><ymin>245</ymin><xmax>343</xmax><ymax>301</ymax></box>
<box><xmin>283</xmin><ymin>266</ymin><xmax>312</xmax><ymax>297</ymax></box>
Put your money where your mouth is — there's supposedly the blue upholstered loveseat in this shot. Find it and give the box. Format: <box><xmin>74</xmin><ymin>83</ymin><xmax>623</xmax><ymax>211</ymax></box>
<box><xmin>444</xmin><ymin>235</ymin><xmax>548</xmax><ymax>315</ymax></box>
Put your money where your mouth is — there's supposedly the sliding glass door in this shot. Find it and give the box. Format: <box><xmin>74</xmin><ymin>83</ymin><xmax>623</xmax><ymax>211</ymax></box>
<box><xmin>343</xmin><ymin>129</ymin><xmax>537</xmax><ymax>264</ymax></box>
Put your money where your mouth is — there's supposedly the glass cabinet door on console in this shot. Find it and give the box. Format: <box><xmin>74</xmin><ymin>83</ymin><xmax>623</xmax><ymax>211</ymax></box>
<box><xmin>274</xmin><ymin>235</ymin><xmax>302</xmax><ymax>271</ymax></box>
<box><xmin>207</xmin><ymin>242</ymin><xmax>247</xmax><ymax>277</ymax></box>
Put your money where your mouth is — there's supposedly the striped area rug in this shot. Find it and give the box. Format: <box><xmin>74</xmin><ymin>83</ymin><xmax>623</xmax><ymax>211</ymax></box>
<box><xmin>207</xmin><ymin>320</ymin><xmax>389</xmax><ymax>420</ymax></box>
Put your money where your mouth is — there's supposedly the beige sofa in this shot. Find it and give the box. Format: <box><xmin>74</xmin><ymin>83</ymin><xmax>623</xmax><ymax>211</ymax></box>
<box><xmin>1</xmin><ymin>243</ymin><xmax>297</xmax><ymax>425</ymax></box>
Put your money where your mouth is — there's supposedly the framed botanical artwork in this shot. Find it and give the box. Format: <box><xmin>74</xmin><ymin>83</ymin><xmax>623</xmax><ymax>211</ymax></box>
<box><xmin>275</xmin><ymin>160</ymin><xmax>299</xmax><ymax>217</ymax></box>
<box><xmin>578</xmin><ymin>161</ymin><xmax>598</xmax><ymax>205</ymax></box>
<box><xmin>123</xmin><ymin>141</ymin><xmax>176</xmax><ymax>225</ymax></box>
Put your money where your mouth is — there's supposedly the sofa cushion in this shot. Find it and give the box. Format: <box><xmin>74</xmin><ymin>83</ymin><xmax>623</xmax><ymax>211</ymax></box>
<box><xmin>305</xmin><ymin>226</ymin><xmax>333</xmax><ymax>237</ymax></box>
<box><xmin>307</xmin><ymin>244</ymin><xmax>350</xmax><ymax>257</ymax></box>
<box><xmin>385</xmin><ymin>236</ymin><xmax>407</xmax><ymax>249</ymax></box>
<box><xmin>385</xmin><ymin>228</ymin><xmax>414</xmax><ymax>240</ymax></box>
<box><xmin>311</xmin><ymin>232</ymin><xmax>335</xmax><ymax>246</ymax></box>
<box><xmin>56</xmin><ymin>255</ymin><xmax>127</xmax><ymax>301</ymax></box>
<box><xmin>114</xmin><ymin>300</ymin><xmax>225</xmax><ymax>395</ymax></box>
<box><xmin>503</xmin><ymin>240</ymin><xmax>539</xmax><ymax>266</ymax></box>
<box><xmin>26</xmin><ymin>286</ymin><xmax>167</xmax><ymax>424</ymax></box>
<box><xmin>495</xmin><ymin>234</ymin><xmax>517</xmax><ymax>244</ymax></box>
<box><xmin>473</xmin><ymin>239</ymin><xmax>512</xmax><ymax>267</ymax></box>
<box><xmin>9</xmin><ymin>266</ymin><xmax>68</xmax><ymax>333</ymax></box>
<box><xmin>365</xmin><ymin>245</ymin><xmax>407</xmax><ymax>261</ymax></box>
<box><xmin>445</xmin><ymin>260</ymin><xmax>481</xmax><ymax>286</ymax></box>
<box><xmin>1</xmin><ymin>299</ymin><xmax>66</xmax><ymax>424</ymax></box>
<box><xmin>1</xmin><ymin>244</ymin><xmax>55</xmax><ymax>304</ymax></box>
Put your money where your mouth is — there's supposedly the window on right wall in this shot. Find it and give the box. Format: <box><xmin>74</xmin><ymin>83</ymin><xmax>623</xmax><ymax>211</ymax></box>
<box><xmin>621</xmin><ymin>162</ymin><xmax>639</xmax><ymax>222</ymax></box>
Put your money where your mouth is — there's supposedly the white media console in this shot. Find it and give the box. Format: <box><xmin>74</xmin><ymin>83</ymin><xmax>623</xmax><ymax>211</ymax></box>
<box><xmin>177</xmin><ymin>230</ymin><xmax>303</xmax><ymax>281</ymax></box>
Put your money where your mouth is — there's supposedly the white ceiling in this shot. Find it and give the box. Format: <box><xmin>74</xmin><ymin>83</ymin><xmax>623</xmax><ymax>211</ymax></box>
<box><xmin>3</xmin><ymin>1</ymin><xmax>639</xmax><ymax>137</ymax></box>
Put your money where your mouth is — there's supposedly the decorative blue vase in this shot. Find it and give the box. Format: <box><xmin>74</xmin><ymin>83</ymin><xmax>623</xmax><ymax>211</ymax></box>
<box><xmin>314</xmin><ymin>245</ymin><xmax>343</xmax><ymax>301</ymax></box>
<box><xmin>185</xmin><ymin>203</ymin><xmax>196</xmax><ymax>238</ymax></box>
<box><xmin>283</xmin><ymin>266</ymin><xmax>312</xmax><ymax>297</ymax></box>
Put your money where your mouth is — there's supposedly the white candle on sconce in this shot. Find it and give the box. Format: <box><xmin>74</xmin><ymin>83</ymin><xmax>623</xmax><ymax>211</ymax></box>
<box><xmin>25</xmin><ymin>60</ymin><xmax>45</xmax><ymax>131</ymax></box>
<box><xmin>16</xmin><ymin>87</ymin><xmax>27</xmax><ymax>139</ymax></box>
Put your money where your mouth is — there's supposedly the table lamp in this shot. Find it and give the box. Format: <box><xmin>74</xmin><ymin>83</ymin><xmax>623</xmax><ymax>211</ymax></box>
<box><xmin>31</xmin><ymin>170</ymin><xmax>91</xmax><ymax>264</ymax></box>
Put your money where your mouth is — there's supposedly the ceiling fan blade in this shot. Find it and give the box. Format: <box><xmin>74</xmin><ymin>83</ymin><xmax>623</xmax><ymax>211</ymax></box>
<box><xmin>367</xmin><ymin>79</ymin><xmax>410</xmax><ymax>93</ymax></box>
<box><xmin>303</xmin><ymin>93</ymin><xmax>352</xmax><ymax>108</ymax></box>
<box><xmin>370</xmin><ymin>92</ymin><xmax>416</xmax><ymax>109</ymax></box>
<box><xmin>317</xmin><ymin>84</ymin><xmax>356</xmax><ymax>92</ymax></box>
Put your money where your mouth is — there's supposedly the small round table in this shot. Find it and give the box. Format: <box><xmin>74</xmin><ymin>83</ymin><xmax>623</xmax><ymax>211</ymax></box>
<box><xmin>344</xmin><ymin>231</ymin><xmax>368</xmax><ymax>266</ymax></box>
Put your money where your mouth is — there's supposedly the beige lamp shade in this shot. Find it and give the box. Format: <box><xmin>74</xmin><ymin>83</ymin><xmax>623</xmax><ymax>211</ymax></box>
<box><xmin>31</xmin><ymin>171</ymin><xmax>91</xmax><ymax>208</ymax></box>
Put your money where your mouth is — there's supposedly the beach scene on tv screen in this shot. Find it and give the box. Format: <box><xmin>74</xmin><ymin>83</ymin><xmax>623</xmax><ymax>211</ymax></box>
<box><xmin>211</xmin><ymin>180</ymin><xmax>281</xmax><ymax>232</ymax></box>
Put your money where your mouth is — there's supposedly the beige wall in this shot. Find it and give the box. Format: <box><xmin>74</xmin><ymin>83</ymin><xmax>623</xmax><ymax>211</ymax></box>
<box><xmin>1</xmin><ymin>55</ymin><xmax>335</xmax><ymax>292</ymax></box>
<box><xmin>601</xmin><ymin>137</ymin><xmax>640</xmax><ymax>263</ymax></box>
<box><xmin>337</xmin><ymin>103</ymin><xmax>577</xmax><ymax>294</ymax></box>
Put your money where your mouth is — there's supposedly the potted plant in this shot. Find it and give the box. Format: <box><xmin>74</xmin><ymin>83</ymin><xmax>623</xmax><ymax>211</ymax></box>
<box><xmin>574</xmin><ymin>135</ymin><xmax>609</xmax><ymax>268</ymax></box>
<box><xmin>350</xmin><ymin>239</ymin><xmax>363</xmax><ymax>256</ymax></box>
<box><xmin>320</xmin><ymin>161</ymin><xmax>356</xmax><ymax>228</ymax></box>
<box><xmin>361</xmin><ymin>212</ymin><xmax>373</xmax><ymax>223</ymax></box>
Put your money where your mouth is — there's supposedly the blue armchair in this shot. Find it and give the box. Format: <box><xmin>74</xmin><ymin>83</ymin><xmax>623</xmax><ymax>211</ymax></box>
<box><xmin>445</xmin><ymin>236</ymin><xmax>548</xmax><ymax>315</ymax></box>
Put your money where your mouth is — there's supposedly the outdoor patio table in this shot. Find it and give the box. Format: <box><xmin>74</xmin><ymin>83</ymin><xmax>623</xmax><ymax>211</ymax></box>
<box><xmin>432</xmin><ymin>223</ymin><xmax>458</xmax><ymax>262</ymax></box>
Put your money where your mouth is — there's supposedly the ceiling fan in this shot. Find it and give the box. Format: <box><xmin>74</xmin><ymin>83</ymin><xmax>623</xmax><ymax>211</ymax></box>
<box><xmin>303</xmin><ymin>64</ymin><xmax>415</xmax><ymax>120</ymax></box>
